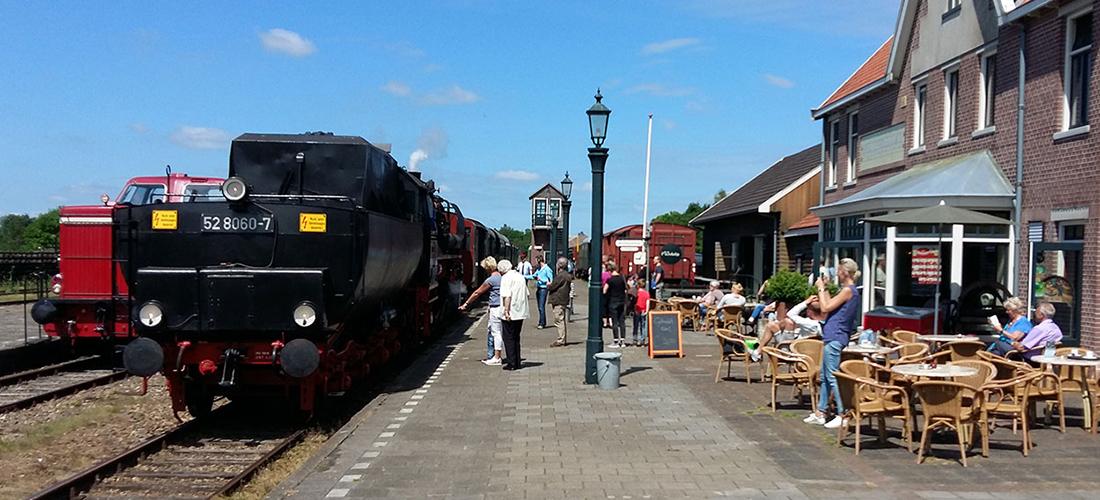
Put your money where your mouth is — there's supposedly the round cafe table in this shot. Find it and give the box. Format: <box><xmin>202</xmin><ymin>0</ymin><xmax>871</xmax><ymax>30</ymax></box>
<box><xmin>845</xmin><ymin>344</ymin><xmax>894</xmax><ymax>355</ymax></box>
<box><xmin>917</xmin><ymin>334</ymin><xmax>970</xmax><ymax>351</ymax></box>
<box><xmin>891</xmin><ymin>363</ymin><xmax>978</xmax><ymax>379</ymax></box>
<box><xmin>1031</xmin><ymin>354</ymin><xmax>1100</xmax><ymax>431</ymax></box>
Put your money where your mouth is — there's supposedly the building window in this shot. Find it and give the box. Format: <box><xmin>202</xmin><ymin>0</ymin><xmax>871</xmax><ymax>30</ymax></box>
<box><xmin>914</xmin><ymin>84</ymin><xmax>927</xmax><ymax>147</ymax></box>
<box><xmin>534</xmin><ymin>199</ymin><xmax>546</xmax><ymax>226</ymax></box>
<box><xmin>946</xmin><ymin>0</ymin><xmax>961</xmax><ymax>11</ymax></box>
<box><xmin>822</xmin><ymin>218</ymin><xmax>837</xmax><ymax>241</ymax></box>
<box><xmin>839</xmin><ymin>216</ymin><xmax>862</xmax><ymax>241</ymax></box>
<box><xmin>1060</xmin><ymin>222</ymin><xmax>1085</xmax><ymax>241</ymax></box>
<box><xmin>846</xmin><ymin>112</ymin><xmax>858</xmax><ymax>183</ymax></box>
<box><xmin>944</xmin><ymin>68</ymin><xmax>959</xmax><ymax>139</ymax></box>
<box><xmin>980</xmin><ymin>53</ymin><xmax>996</xmax><ymax>129</ymax></box>
<box><xmin>1065</xmin><ymin>11</ymin><xmax>1093</xmax><ymax>130</ymax></box>
<box><xmin>549</xmin><ymin>199</ymin><xmax>560</xmax><ymax>218</ymax></box>
<box><xmin>828</xmin><ymin>119</ymin><xmax>840</xmax><ymax>187</ymax></box>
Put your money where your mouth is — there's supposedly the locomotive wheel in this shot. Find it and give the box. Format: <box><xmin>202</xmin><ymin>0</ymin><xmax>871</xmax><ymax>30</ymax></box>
<box><xmin>184</xmin><ymin>383</ymin><xmax>215</xmax><ymax>418</ymax></box>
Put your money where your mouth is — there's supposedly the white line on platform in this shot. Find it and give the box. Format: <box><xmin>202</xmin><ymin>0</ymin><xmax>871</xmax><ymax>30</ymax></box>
<box><xmin>415</xmin><ymin>389</ymin><xmax>428</xmax><ymax>394</ymax></box>
<box><xmin>362</xmin><ymin>451</ymin><xmax>380</xmax><ymax>458</ymax></box>
<box><xmin>379</xmin><ymin>432</ymin><xmax>395</xmax><ymax>438</ymax></box>
<box><xmin>340</xmin><ymin>474</ymin><xmax>362</xmax><ymax>482</ymax></box>
<box><xmin>422</xmin><ymin>384</ymin><xmax>432</xmax><ymax>388</ymax></box>
<box><xmin>399</xmin><ymin>408</ymin><xmax>414</xmax><ymax>413</ymax></box>
<box><xmin>405</xmin><ymin>401</ymin><xmax>419</xmax><ymax>406</ymax></box>
<box><xmin>411</xmin><ymin>394</ymin><xmax>424</xmax><ymax>400</ymax></box>
<box><xmin>326</xmin><ymin>489</ymin><xmax>349</xmax><ymax>498</ymax></box>
<box><xmin>351</xmin><ymin>462</ymin><xmax>371</xmax><ymax>470</ymax></box>
<box><xmin>394</xmin><ymin>416</ymin><xmax>408</xmax><ymax>421</ymax></box>
<box><xmin>696</xmin><ymin>354</ymin><xmax>713</xmax><ymax>358</ymax></box>
<box><xmin>386</xmin><ymin>423</ymin><xmax>401</xmax><ymax>429</ymax></box>
<box><xmin>372</xmin><ymin>441</ymin><xmax>388</xmax><ymax>447</ymax></box>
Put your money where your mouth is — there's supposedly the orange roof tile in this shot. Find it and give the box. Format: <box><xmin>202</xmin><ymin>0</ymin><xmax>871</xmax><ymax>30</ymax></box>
<box><xmin>818</xmin><ymin>37</ymin><xmax>893</xmax><ymax>111</ymax></box>
<box><xmin>788</xmin><ymin>213</ymin><xmax>820</xmax><ymax>230</ymax></box>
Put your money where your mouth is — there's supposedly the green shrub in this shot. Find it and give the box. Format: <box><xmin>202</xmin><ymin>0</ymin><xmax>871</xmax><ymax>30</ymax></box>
<box><xmin>765</xmin><ymin>269</ymin><xmax>814</xmax><ymax>305</ymax></box>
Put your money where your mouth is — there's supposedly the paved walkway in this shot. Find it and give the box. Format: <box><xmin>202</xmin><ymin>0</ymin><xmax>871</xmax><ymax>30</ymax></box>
<box><xmin>0</xmin><ymin>303</ymin><xmax>46</xmax><ymax>351</ymax></box>
<box><xmin>275</xmin><ymin>285</ymin><xmax>1100</xmax><ymax>499</ymax></box>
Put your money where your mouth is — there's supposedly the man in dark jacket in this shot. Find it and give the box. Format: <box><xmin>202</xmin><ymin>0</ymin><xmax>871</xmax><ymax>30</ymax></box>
<box><xmin>547</xmin><ymin>257</ymin><xmax>573</xmax><ymax>347</ymax></box>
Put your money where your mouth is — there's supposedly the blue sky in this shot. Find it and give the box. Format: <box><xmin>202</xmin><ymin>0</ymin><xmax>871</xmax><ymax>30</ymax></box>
<box><xmin>0</xmin><ymin>1</ymin><xmax>898</xmax><ymax>236</ymax></box>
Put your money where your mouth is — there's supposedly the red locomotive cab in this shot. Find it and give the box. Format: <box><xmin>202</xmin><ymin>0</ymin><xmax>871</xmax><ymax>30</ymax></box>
<box><xmin>34</xmin><ymin>173</ymin><xmax>223</xmax><ymax>343</ymax></box>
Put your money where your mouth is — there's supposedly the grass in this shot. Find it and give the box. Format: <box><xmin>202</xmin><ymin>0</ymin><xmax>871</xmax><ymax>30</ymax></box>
<box><xmin>220</xmin><ymin>430</ymin><xmax>328</xmax><ymax>500</ymax></box>
<box><xmin>0</xmin><ymin>400</ymin><xmax>124</xmax><ymax>455</ymax></box>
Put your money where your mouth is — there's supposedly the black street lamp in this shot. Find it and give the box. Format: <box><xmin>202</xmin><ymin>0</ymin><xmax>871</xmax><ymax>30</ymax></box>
<box><xmin>560</xmin><ymin>172</ymin><xmax>573</xmax><ymax>264</ymax></box>
<box><xmin>585</xmin><ymin>89</ymin><xmax>610</xmax><ymax>385</ymax></box>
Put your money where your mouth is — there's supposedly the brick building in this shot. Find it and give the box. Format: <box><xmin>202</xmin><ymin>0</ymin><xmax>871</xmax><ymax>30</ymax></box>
<box><xmin>811</xmin><ymin>0</ymin><xmax>1097</xmax><ymax>348</ymax></box>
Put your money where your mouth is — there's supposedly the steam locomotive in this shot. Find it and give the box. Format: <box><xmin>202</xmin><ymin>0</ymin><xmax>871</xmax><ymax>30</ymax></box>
<box><xmin>117</xmin><ymin>133</ymin><xmax>516</xmax><ymax>416</ymax></box>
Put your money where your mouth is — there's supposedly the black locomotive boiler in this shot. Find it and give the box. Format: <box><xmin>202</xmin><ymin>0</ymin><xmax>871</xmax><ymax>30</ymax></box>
<box><xmin>118</xmin><ymin>133</ymin><xmax>470</xmax><ymax>416</ymax></box>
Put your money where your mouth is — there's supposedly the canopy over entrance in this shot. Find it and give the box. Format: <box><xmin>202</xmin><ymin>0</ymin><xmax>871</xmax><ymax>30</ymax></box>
<box><xmin>863</xmin><ymin>203</ymin><xmax>1012</xmax><ymax>226</ymax></box>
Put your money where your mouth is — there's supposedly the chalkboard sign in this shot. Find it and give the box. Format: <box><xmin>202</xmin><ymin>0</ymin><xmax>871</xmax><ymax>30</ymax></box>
<box><xmin>648</xmin><ymin>311</ymin><xmax>683</xmax><ymax>358</ymax></box>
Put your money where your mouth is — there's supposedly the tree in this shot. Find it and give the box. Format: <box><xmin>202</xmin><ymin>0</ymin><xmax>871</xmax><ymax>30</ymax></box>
<box><xmin>0</xmin><ymin>214</ymin><xmax>32</xmax><ymax>251</ymax></box>
<box><xmin>652</xmin><ymin>189</ymin><xmax>726</xmax><ymax>253</ymax></box>
<box><xmin>497</xmin><ymin>224</ymin><xmax>531</xmax><ymax>251</ymax></box>
<box><xmin>23</xmin><ymin>209</ymin><xmax>60</xmax><ymax>250</ymax></box>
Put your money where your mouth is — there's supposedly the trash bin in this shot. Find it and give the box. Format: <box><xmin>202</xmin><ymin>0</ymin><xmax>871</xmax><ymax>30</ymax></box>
<box><xmin>594</xmin><ymin>352</ymin><xmax>622</xmax><ymax>390</ymax></box>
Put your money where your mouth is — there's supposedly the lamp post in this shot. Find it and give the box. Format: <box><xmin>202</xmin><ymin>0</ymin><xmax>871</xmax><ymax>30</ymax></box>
<box><xmin>560</xmin><ymin>172</ymin><xmax>573</xmax><ymax>264</ymax></box>
<box><xmin>585</xmin><ymin>89</ymin><xmax>610</xmax><ymax>385</ymax></box>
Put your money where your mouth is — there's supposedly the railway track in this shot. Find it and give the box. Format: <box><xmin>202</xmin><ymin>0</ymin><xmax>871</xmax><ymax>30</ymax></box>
<box><xmin>32</xmin><ymin>408</ymin><xmax>305</xmax><ymax>500</ymax></box>
<box><xmin>0</xmin><ymin>356</ymin><xmax>129</xmax><ymax>414</ymax></box>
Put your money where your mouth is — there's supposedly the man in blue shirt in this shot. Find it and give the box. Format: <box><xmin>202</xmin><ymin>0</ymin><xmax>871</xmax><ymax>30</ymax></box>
<box><xmin>527</xmin><ymin>256</ymin><xmax>554</xmax><ymax>328</ymax></box>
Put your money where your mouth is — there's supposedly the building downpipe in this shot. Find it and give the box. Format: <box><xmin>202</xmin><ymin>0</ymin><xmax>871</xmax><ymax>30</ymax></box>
<box><xmin>1014</xmin><ymin>25</ymin><xmax>1026</xmax><ymax>295</ymax></box>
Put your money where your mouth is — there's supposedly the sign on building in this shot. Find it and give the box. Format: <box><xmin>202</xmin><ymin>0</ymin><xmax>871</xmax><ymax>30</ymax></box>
<box><xmin>911</xmin><ymin>245</ymin><xmax>941</xmax><ymax>285</ymax></box>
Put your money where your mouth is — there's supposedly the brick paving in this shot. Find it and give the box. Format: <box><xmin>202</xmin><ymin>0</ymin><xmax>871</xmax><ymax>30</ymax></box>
<box><xmin>275</xmin><ymin>286</ymin><xmax>1100</xmax><ymax>499</ymax></box>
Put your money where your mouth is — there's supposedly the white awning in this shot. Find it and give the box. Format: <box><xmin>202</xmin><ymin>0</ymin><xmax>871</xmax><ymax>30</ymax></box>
<box><xmin>813</xmin><ymin>150</ymin><xmax>1014</xmax><ymax>217</ymax></box>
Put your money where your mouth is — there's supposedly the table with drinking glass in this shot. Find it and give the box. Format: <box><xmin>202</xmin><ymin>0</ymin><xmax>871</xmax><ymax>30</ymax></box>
<box><xmin>1031</xmin><ymin>354</ymin><xmax>1100</xmax><ymax>431</ymax></box>
<box><xmin>890</xmin><ymin>363</ymin><xmax>978</xmax><ymax>380</ymax></box>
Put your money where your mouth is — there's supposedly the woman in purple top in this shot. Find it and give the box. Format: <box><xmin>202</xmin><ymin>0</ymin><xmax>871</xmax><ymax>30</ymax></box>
<box><xmin>804</xmin><ymin>257</ymin><xmax>861</xmax><ymax>429</ymax></box>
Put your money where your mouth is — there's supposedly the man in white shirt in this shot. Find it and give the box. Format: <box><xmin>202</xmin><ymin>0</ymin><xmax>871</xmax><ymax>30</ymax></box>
<box><xmin>518</xmin><ymin>255</ymin><xmax>533</xmax><ymax>277</ymax></box>
<box><xmin>498</xmin><ymin>259</ymin><xmax>529</xmax><ymax>371</ymax></box>
<box><xmin>751</xmin><ymin>295</ymin><xmax>823</xmax><ymax>361</ymax></box>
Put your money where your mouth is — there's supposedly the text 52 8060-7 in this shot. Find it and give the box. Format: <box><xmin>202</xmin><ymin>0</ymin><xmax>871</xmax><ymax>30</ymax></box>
<box><xmin>201</xmin><ymin>214</ymin><xmax>274</xmax><ymax>233</ymax></box>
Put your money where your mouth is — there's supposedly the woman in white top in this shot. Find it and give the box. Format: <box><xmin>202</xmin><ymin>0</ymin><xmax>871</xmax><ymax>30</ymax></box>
<box><xmin>498</xmin><ymin>259</ymin><xmax>529</xmax><ymax>371</ymax></box>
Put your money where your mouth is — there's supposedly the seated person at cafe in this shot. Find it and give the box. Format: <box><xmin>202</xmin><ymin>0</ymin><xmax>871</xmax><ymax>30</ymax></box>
<box><xmin>990</xmin><ymin>301</ymin><xmax>1062</xmax><ymax>362</ymax></box>
<box><xmin>986</xmin><ymin>296</ymin><xmax>1032</xmax><ymax>353</ymax></box>
<box><xmin>751</xmin><ymin>295</ymin><xmax>823</xmax><ymax>361</ymax></box>
<box><xmin>695</xmin><ymin>281</ymin><xmax>724</xmax><ymax>317</ymax></box>
<box><xmin>715</xmin><ymin>282</ymin><xmax>747</xmax><ymax>322</ymax></box>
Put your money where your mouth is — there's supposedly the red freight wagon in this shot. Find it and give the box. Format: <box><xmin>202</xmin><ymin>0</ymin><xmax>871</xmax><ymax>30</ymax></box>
<box><xmin>602</xmin><ymin>222</ymin><xmax>696</xmax><ymax>284</ymax></box>
<box><xmin>32</xmin><ymin>173</ymin><xmax>223</xmax><ymax>343</ymax></box>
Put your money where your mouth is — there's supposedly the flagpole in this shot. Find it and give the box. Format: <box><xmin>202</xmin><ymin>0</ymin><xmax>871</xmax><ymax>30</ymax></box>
<box><xmin>642</xmin><ymin>113</ymin><xmax>653</xmax><ymax>283</ymax></box>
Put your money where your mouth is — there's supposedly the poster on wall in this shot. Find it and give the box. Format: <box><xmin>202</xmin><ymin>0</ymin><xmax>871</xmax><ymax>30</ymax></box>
<box><xmin>912</xmin><ymin>245</ymin><xmax>941</xmax><ymax>285</ymax></box>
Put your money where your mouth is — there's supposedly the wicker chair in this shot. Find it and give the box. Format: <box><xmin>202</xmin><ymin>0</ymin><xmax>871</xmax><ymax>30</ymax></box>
<box><xmin>839</xmin><ymin>359</ymin><xmax>890</xmax><ymax>383</ymax></box>
<box><xmin>977</xmin><ymin>350</ymin><xmax>1031</xmax><ymax>381</ymax></box>
<box><xmin>650</xmin><ymin>299</ymin><xmax>673</xmax><ymax>312</ymax></box>
<box><xmin>981</xmin><ymin>372</ymin><xmax>1042</xmax><ymax>456</ymax></box>
<box><xmin>886</xmin><ymin>343</ymin><xmax>931</xmax><ymax>368</ymax></box>
<box><xmin>714</xmin><ymin>328</ymin><xmax>757</xmax><ymax>383</ymax></box>
<box><xmin>953</xmin><ymin>360</ymin><xmax>997</xmax><ymax>391</ymax></box>
<box><xmin>912</xmin><ymin>381</ymin><xmax>986</xmax><ymax>467</ymax></box>
<box><xmin>761</xmin><ymin>346</ymin><xmax>816</xmax><ymax>411</ymax></box>
<box><xmin>943</xmin><ymin>340</ymin><xmax>987</xmax><ymax>361</ymax></box>
<box><xmin>1051</xmin><ymin>346</ymin><xmax>1089</xmax><ymax>399</ymax></box>
<box><xmin>719</xmin><ymin>304</ymin><xmax>746</xmax><ymax>333</ymax></box>
<box><xmin>892</xmin><ymin>330</ymin><xmax>921</xmax><ymax>344</ymax></box>
<box><xmin>676</xmin><ymin>300</ymin><xmax>702</xmax><ymax>331</ymax></box>
<box><xmin>1090</xmin><ymin>372</ymin><xmax>1100</xmax><ymax>434</ymax></box>
<box><xmin>834</xmin><ymin>371</ymin><xmax>913</xmax><ymax>454</ymax></box>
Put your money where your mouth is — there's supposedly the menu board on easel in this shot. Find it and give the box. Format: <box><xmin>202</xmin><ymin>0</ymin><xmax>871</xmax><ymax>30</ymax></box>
<box><xmin>648</xmin><ymin>311</ymin><xmax>683</xmax><ymax>358</ymax></box>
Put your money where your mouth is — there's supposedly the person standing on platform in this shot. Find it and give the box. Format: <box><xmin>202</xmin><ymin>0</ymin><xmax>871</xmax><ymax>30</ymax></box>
<box><xmin>804</xmin><ymin>257</ymin><xmax>861</xmax><ymax>429</ymax></box>
<box><xmin>547</xmin><ymin>257</ymin><xmax>572</xmax><ymax>347</ymax></box>
<box><xmin>601</xmin><ymin>261</ymin><xmax>612</xmax><ymax>329</ymax></box>
<box><xmin>518</xmin><ymin>254</ymin><xmax>533</xmax><ymax>280</ymax></box>
<box><xmin>527</xmin><ymin>256</ymin><xmax>553</xmax><ymax>329</ymax></box>
<box><xmin>651</xmin><ymin>256</ymin><xmax>664</xmax><ymax>300</ymax></box>
<box><xmin>459</xmin><ymin>257</ymin><xmax>503</xmax><ymax>365</ymax></box>
<box><xmin>633</xmin><ymin>281</ymin><xmax>650</xmax><ymax>347</ymax></box>
<box><xmin>499</xmin><ymin>259</ymin><xmax>528</xmax><ymax>371</ymax></box>
<box><xmin>603</xmin><ymin>262</ymin><xmax>628</xmax><ymax>348</ymax></box>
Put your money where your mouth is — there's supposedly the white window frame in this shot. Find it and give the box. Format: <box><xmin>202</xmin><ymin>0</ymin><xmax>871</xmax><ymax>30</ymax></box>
<box><xmin>913</xmin><ymin>83</ymin><xmax>927</xmax><ymax>148</ymax></box>
<box><xmin>846</xmin><ymin>112</ymin><xmax>858</xmax><ymax>183</ymax></box>
<box><xmin>1058</xmin><ymin>219</ymin><xmax>1087</xmax><ymax>241</ymax></box>
<box><xmin>979</xmin><ymin>51</ymin><xmax>997</xmax><ymax>130</ymax></box>
<box><xmin>828</xmin><ymin>118</ymin><xmax>840</xmax><ymax>188</ymax></box>
<box><xmin>946</xmin><ymin>0</ymin><xmax>961</xmax><ymax>12</ymax></box>
<box><xmin>943</xmin><ymin>68</ymin><xmax>959</xmax><ymax>139</ymax></box>
<box><xmin>1063</xmin><ymin>9</ymin><xmax>1093</xmax><ymax>132</ymax></box>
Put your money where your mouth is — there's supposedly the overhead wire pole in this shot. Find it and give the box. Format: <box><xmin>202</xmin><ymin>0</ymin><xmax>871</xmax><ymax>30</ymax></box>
<box><xmin>641</xmin><ymin>113</ymin><xmax>653</xmax><ymax>287</ymax></box>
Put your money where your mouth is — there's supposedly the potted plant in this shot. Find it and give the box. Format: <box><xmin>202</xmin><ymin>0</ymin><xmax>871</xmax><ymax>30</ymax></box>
<box><xmin>764</xmin><ymin>269</ymin><xmax>814</xmax><ymax>321</ymax></box>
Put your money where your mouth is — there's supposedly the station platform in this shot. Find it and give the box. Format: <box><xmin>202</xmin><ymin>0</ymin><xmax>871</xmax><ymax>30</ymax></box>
<box><xmin>0</xmin><ymin>302</ymin><xmax>47</xmax><ymax>351</ymax></box>
<box><xmin>275</xmin><ymin>284</ymin><xmax>1100</xmax><ymax>499</ymax></box>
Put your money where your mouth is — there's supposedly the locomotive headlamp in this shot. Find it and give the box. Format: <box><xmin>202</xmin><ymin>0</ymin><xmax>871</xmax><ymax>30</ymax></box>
<box><xmin>293</xmin><ymin>302</ymin><xmax>317</xmax><ymax>328</ymax></box>
<box><xmin>222</xmin><ymin>177</ymin><xmax>248</xmax><ymax>202</ymax></box>
<box><xmin>138</xmin><ymin>301</ymin><xmax>164</xmax><ymax>327</ymax></box>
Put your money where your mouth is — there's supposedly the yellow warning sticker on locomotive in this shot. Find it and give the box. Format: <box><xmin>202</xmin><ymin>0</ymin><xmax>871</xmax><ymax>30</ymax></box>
<box><xmin>299</xmin><ymin>213</ymin><xmax>327</xmax><ymax>233</ymax></box>
<box><xmin>151</xmin><ymin>210</ymin><xmax>178</xmax><ymax>230</ymax></box>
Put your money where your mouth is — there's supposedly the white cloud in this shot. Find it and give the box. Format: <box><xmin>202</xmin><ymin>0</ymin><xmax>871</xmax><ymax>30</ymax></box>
<box><xmin>170</xmin><ymin>126</ymin><xmax>230</xmax><ymax>150</ymax></box>
<box><xmin>495</xmin><ymin>170</ymin><xmax>539</xmax><ymax>181</ymax></box>
<box><xmin>381</xmin><ymin>80</ymin><xmax>412</xmax><ymax>96</ymax></box>
<box><xmin>625</xmin><ymin>83</ymin><xmax>696</xmax><ymax>97</ymax></box>
<box><xmin>259</xmin><ymin>28</ymin><xmax>316</xmax><ymax>57</ymax></box>
<box><xmin>437</xmin><ymin>183</ymin><xmax>451</xmax><ymax>193</ymax></box>
<box><xmin>662</xmin><ymin>119</ymin><xmax>678</xmax><ymax>130</ymax></box>
<box><xmin>385</xmin><ymin>41</ymin><xmax>425</xmax><ymax>58</ymax></box>
<box><xmin>580</xmin><ymin>181</ymin><xmax>593</xmax><ymax>192</ymax></box>
<box><xmin>129</xmin><ymin>123</ymin><xmax>149</xmax><ymax>134</ymax></box>
<box><xmin>763</xmin><ymin>73</ymin><xmax>795</xmax><ymax>89</ymax></box>
<box><xmin>420</xmin><ymin>85</ymin><xmax>481</xmax><ymax>105</ymax></box>
<box><xmin>641</xmin><ymin>37</ymin><xmax>702</xmax><ymax>55</ymax></box>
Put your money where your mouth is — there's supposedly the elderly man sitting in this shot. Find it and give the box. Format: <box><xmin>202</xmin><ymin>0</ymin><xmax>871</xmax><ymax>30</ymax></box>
<box><xmin>750</xmin><ymin>295</ymin><xmax>823</xmax><ymax>361</ymax></box>
<box><xmin>695</xmin><ymin>280</ymin><xmax>725</xmax><ymax>318</ymax></box>
<box><xmin>989</xmin><ymin>301</ymin><xmax>1063</xmax><ymax>362</ymax></box>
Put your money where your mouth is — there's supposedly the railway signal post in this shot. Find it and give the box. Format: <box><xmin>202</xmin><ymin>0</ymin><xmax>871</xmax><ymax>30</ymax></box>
<box><xmin>584</xmin><ymin>90</ymin><xmax>610</xmax><ymax>384</ymax></box>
